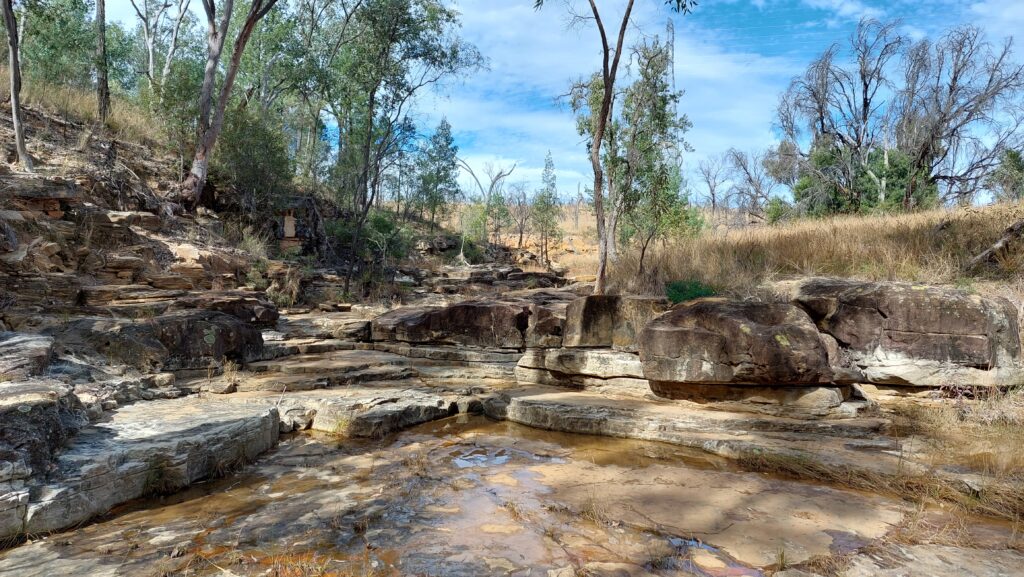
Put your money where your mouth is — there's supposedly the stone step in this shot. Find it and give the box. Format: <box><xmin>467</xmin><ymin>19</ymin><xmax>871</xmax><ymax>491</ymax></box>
<box><xmin>247</xmin><ymin>350</ymin><xmax>414</xmax><ymax>375</ymax></box>
<box><xmin>1</xmin><ymin>397</ymin><xmax>279</xmax><ymax>541</ymax></box>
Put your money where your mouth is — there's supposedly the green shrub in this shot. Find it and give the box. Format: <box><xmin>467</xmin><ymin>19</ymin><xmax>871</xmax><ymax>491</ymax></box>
<box><xmin>666</xmin><ymin>280</ymin><xmax>716</xmax><ymax>304</ymax></box>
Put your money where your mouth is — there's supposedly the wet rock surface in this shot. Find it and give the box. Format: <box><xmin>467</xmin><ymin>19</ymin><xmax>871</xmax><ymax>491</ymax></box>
<box><xmin>0</xmin><ymin>416</ymin><xmax>958</xmax><ymax>577</ymax></box>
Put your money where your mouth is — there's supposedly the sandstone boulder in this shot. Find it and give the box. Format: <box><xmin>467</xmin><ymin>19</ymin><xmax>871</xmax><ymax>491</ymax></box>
<box><xmin>638</xmin><ymin>299</ymin><xmax>833</xmax><ymax>397</ymax></box>
<box><xmin>0</xmin><ymin>379</ymin><xmax>87</xmax><ymax>480</ymax></box>
<box><xmin>793</xmin><ymin>278</ymin><xmax>1023</xmax><ymax>387</ymax></box>
<box><xmin>50</xmin><ymin>310</ymin><xmax>263</xmax><ymax>372</ymax></box>
<box><xmin>371</xmin><ymin>301</ymin><xmax>530</xmax><ymax>349</ymax></box>
<box><xmin>563</xmin><ymin>295</ymin><xmax>670</xmax><ymax>352</ymax></box>
<box><xmin>171</xmin><ymin>291</ymin><xmax>280</xmax><ymax>327</ymax></box>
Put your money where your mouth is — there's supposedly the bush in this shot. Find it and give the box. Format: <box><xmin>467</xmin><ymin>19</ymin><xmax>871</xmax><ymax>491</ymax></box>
<box><xmin>666</xmin><ymin>280</ymin><xmax>717</xmax><ymax>304</ymax></box>
<box><xmin>211</xmin><ymin>107</ymin><xmax>293</xmax><ymax>216</ymax></box>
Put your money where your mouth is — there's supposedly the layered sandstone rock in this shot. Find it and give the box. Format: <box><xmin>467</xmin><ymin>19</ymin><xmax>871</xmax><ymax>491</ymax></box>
<box><xmin>563</xmin><ymin>295</ymin><xmax>670</xmax><ymax>352</ymax></box>
<box><xmin>171</xmin><ymin>291</ymin><xmax>280</xmax><ymax>327</ymax></box>
<box><xmin>639</xmin><ymin>299</ymin><xmax>834</xmax><ymax>391</ymax></box>
<box><xmin>48</xmin><ymin>310</ymin><xmax>263</xmax><ymax>372</ymax></box>
<box><xmin>371</xmin><ymin>294</ymin><xmax>572</xmax><ymax>350</ymax></box>
<box><xmin>792</xmin><ymin>278</ymin><xmax>1023</xmax><ymax>387</ymax></box>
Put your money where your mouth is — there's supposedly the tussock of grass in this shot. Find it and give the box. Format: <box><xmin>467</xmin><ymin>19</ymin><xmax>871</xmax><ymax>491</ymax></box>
<box><xmin>890</xmin><ymin>388</ymin><xmax>1024</xmax><ymax>478</ymax></box>
<box><xmin>609</xmin><ymin>204</ymin><xmax>1024</xmax><ymax>296</ymax></box>
<box><xmin>1</xmin><ymin>67</ymin><xmax>161</xmax><ymax>146</ymax></box>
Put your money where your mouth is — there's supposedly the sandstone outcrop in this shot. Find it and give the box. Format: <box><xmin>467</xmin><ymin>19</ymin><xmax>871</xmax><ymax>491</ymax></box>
<box><xmin>48</xmin><ymin>310</ymin><xmax>263</xmax><ymax>372</ymax></box>
<box><xmin>638</xmin><ymin>299</ymin><xmax>834</xmax><ymax>392</ymax></box>
<box><xmin>563</xmin><ymin>295</ymin><xmax>670</xmax><ymax>351</ymax></box>
<box><xmin>371</xmin><ymin>293</ymin><xmax>575</xmax><ymax>350</ymax></box>
<box><xmin>792</xmin><ymin>278</ymin><xmax>1022</xmax><ymax>387</ymax></box>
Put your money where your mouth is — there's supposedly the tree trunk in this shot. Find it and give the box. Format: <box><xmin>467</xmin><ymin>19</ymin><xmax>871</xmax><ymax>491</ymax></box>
<box><xmin>3</xmin><ymin>0</ymin><xmax>32</xmax><ymax>172</ymax></box>
<box><xmin>96</xmin><ymin>0</ymin><xmax>110</xmax><ymax>123</ymax></box>
<box><xmin>585</xmin><ymin>0</ymin><xmax>634</xmax><ymax>295</ymax></box>
<box><xmin>184</xmin><ymin>0</ymin><xmax>278</xmax><ymax>208</ymax></box>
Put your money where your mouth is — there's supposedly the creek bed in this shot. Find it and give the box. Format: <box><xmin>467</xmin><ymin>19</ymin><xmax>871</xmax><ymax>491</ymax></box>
<box><xmin>0</xmin><ymin>415</ymin><xmax>978</xmax><ymax>576</ymax></box>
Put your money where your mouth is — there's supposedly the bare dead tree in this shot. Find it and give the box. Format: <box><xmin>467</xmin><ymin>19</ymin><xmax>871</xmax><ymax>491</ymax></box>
<box><xmin>507</xmin><ymin>181</ymin><xmax>531</xmax><ymax>249</ymax></box>
<box><xmin>697</xmin><ymin>155</ymin><xmax>728</xmax><ymax>214</ymax></box>
<box><xmin>898</xmin><ymin>26</ymin><xmax>1024</xmax><ymax>206</ymax></box>
<box><xmin>726</xmin><ymin>148</ymin><xmax>776</xmax><ymax>219</ymax></box>
<box><xmin>2</xmin><ymin>0</ymin><xmax>32</xmax><ymax>171</ymax></box>
<box><xmin>459</xmin><ymin>160</ymin><xmax>516</xmax><ymax>244</ymax></box>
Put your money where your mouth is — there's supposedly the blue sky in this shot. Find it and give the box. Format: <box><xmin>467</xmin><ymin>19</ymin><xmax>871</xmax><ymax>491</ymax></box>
<box><xmin>109</xmin><ymin>0</ymin><xmax>1024</xmax><ymax>200</ymax></box>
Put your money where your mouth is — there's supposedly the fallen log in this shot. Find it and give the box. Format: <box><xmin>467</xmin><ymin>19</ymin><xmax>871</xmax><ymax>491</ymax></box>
<box><xmin>965</xmin><ymin>219</ymin><xmax>1024</xmax><ymax>271</ymax></box>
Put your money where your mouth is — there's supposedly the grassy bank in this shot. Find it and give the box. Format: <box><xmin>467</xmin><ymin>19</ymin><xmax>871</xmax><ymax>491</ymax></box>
<box><xmin>1</xmin><ymin>67</ymin><xmax>159</xmax><ymax>145</ymax></box>
<box><xmin>608</xmin><ymin>203</ymin><xmax>1024</xmax><ymax>296</ymax></box>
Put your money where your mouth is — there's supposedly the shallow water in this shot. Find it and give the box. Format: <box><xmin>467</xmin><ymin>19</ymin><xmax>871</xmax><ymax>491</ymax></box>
<box><xmin>1</xmin><ymin>415</ymin><xmax>772</xmax><ymax>576</ymax></box>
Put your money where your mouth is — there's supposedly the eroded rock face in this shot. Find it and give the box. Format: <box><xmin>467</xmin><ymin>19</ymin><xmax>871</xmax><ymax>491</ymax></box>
<box><xmin>793</xmin><ymin>278</ymin><xmax>1023</xmax><ymax>387</ymax></box>
<box><xmin>171</xmin><ymin>291</ymin><xmax>280</xmax><ymax>327</ymax></box>
<box><xmin>371</xmin><ymin>299</ymin><xmax>548</xmax><ymax>350</ymax></box>
<box><xmin>49</xmin><ymin>310</ymin><xmax>263</xmax><ymax>372</ymax></box>
<box><xmin>638</xmin><ymin>299</ymin><xmax>833</xmax><ymax>394</ymax></box>
<box><xmin>563</xmin><ymin>295</ymin><xmax>670</xmax><ymax>352</ymax></box>
<box><xmin>0</xmin><ymin>333</ymin><xmax>53</xmax><ymax>379</ymax></box>
<box><xmin>0</xmin><ymin>380</ymin><xmax>87</xmax><ymax>481</ymax></box>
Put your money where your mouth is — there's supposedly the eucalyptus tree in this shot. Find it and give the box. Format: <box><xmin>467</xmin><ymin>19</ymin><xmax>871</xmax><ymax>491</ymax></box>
<box><xmin>181</xmin><ymin>0</ymin><xmax>281</xmax><ymax>209</ymax></box>
<box><xmin>327</xmin><ymin>0</ymin><xmax>480</xmax><ymax>291</ymax></box>
<box><xmin>534</xmin><ymin>0</ymin><xmax>696</xmax><ymax>294</ymax></box>
<box><xmin>129</xmin><ymin>0</ymin><xmax>192</xmax><ymax>97</ymax></box>
<box><xmin>95</xmin><ymin>0</ymin><xmax>109</xmax><ymax>122</ymax></box>
<box><xmin>2</xmin><ymin>0</ymin><xmax>32</xmax><ymax>170</ymax></box>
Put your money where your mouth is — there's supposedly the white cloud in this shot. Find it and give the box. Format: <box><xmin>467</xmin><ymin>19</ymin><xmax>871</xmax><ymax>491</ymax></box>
<box><xmin>969</xmin><ymin>1</ymin><xmax>1024</xmax><ymax>43</ymax></box>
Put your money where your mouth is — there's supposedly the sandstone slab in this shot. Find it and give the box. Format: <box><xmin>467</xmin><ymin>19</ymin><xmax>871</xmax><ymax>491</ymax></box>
<box><xmin>639</xmin><ymin>299</ymin><xmax>833</xmax><ymax>395</ymax></box>
<box><xmin>793</xmin><ymin>278</ymin><xmax>1023</xmax><ymax>387</ymax></box>
<box><xmin>563</xmin><ymin>295</ymin><xmax>670</xmax><ymax>351</ymax></box>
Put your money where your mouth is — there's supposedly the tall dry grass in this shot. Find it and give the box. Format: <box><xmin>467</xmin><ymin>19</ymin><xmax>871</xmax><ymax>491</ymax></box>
<box><xmin>0</xmin><ymin>67</ymin><xmax>160</xmax><ymax>145</ymax></box>
<box><xmin>609</xmin><ymin>204</ymin><xmax>1024</xmax><ymax>296</ymax></box>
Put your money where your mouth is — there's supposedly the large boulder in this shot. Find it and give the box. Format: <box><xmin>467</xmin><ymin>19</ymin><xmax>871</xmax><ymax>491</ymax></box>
<box><xmin>371</xmin><ymin>301</ymin><xmax>530</xmax><ymax>349</ymax></box>
<box><xmin>171</xmin><ymin>291</ymin><xmax>280</xmax><ymax>327</ymax></box>
<box><xmin>563</xmin><ymin>295</ymin><xmax>671</xmax><ymax>352</ymax></box>
<box><xmin>371</xmin><ymin>292</ymin><xmax>577</xmax><ymax>350</ymax></box>
<box><xmin>49</xmin><ymin>310</ymin><xmax>264</xmax><ymax>372</ymax></box>
<box><xmin>793</xmin><ymin>278</ymin><xmax>1023</xmax><ymax>387</ymax></box>
<box><xmin>638</xmin><ymin>299</ymin><xmax>834</xmax><ymax>398</ymax></box>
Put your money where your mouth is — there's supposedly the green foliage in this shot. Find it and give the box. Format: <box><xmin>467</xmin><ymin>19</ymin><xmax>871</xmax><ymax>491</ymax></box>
<box><xmin>665</xmin><ymin>280</ymin><xmax>717</xmax><ymax>304</ymax></box>
<box><xmin>21</xmin><ymin>0</ymin><xmax>96</xmax><ymax>87</ymax></box>
<box><xmin>765</xmin><ymin>197</ymin><xmax>791</xmax><ymax>224</ymax></box>
<box><xmin>365</xmin><ymin>210</ymin><xmax>411</xmax><ymax>265</ymax></box>
<box><xmin>988</xmin><ymin>149</ymin><xmax>1024</xmax><ymax>202</ymax></box>
<box><xmin>211</xmin><ymin>107</ymin><xmax>293</xmax><ymax>215</ymax></box>
<box><xmin>792</xmin><ymin>146</ymin><xmax>938</xmax><ymax>216</ymax></box>
<box><xmin>532</xmin><ymin>152</ymin><xmax>562</xmax><ymax>263</ymax></box>
<box><xmin>461</xmin><ymin>200</ymin><xmax>490</xmax><ymax>245</ymax></box>
<box><xmin>416</xmin><ymin>118</ymin><xmax>461</xmax><ymax>229</ymax></box>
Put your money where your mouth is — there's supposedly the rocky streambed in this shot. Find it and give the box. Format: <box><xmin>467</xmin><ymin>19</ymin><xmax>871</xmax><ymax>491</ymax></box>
<box><xmin>8</xmin><ymin>414</ymin><xmax>1015</xmax><ymax>577</ymax></box>
<box><xmin>3</xmin><ymin>273</ymin><xmax>1024</xmax><ymax>576</ymax></box>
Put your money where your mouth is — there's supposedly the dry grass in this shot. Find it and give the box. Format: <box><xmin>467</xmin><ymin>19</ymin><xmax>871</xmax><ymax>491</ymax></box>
<box><xmin>889</xmin><ymin>388</ymin><xmax>1024</xmax><ymax>478</ymax></box>
<box><xmin>607</xmin><ymin>204</ymin><xmax>1024</xmax><ymax>296</ymax></box>
<box><xmin>1</xmin><ymin>67</ymin><xmax>161</xmax><ymax>146</ymax></box>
